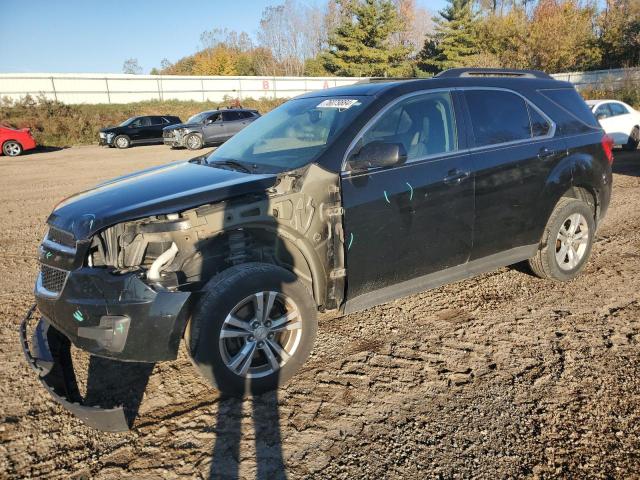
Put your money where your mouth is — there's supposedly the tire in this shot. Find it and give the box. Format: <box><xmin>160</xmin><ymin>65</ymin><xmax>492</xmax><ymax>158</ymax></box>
<box><xmin>528</xmin><ymin>197</ymin><xmax>595</xmax><ymax>281</ymax></box>
<box><xmin>185</xmin><ymin>133</ymin><xmax>203</xmax><ymax>150</ymax></box>
<box><xmin>113</xmin><ymin>135</ymin><xmax>130</xmax><ymax>149</ymax></box>
<box><xmin>186</xmin><ymin>263</ymin><xmax>318</xmax><ymax>396</ymax></box>
<box><xmin>2</xmin><ymin>140</ymin><xmax>23</xmax><ymax>157</ymax></box>
<box><xmin>623</xmin><ymin>126</ymin><xmax>640</xmax><ymax>151</ymax></box>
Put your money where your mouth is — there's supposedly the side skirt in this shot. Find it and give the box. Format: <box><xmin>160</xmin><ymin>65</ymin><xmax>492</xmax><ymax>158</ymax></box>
<box><xmin>342</xmin><ymin>244</ymin><xmax>538</xmax><ymax>315</ymax></box>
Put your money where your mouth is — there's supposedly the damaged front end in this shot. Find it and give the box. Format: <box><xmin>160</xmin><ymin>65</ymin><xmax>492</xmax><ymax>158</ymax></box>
<box><xmin>24</xmin><ymin>161</ymin><xmax>346</xmax><ymax>430</ymax></box>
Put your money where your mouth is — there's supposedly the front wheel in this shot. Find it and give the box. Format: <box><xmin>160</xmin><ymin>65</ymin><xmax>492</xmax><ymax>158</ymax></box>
<box><xmin>2</xmin><ymin>140</ymin><xmax>23</xmax><ymax>157</ymax></box>
<box><xmin>624</xmin><ymin>126</ymin><xmax>640</xmax><ymax>151</ymax></box>
<box><xmin>186</xmin><ymin>263</ymin><xmax>318</xmax><ymax>396</ymax></box>
<box><xmin>114</xmin><ymin>135</ymin><xmax>131</xmax><ymax>149</ymax></box>
<box><xmin>528</xmin><ymin>198</ymin><xmax>595</xmax><ymax>281</ymax></box>
<box><xmin>185</xmin><ymin>133</ymin><xmax>203</xmax><ymax>150</ymax></box>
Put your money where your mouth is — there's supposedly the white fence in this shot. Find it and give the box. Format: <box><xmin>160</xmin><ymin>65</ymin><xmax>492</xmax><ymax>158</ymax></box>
<box><xmin>0</xmin><ymin>73</ymin><xmax>365</xmax><ymax>104</ymax></box>
<box><xmin>551</xmin><ymin>67</ymin><xmax>640</xmax><ymax>89</ymax></box>
<box><xmin>1</xmin><ymin>68</ymin><xmax>636</xmax><ymax>104</ymax></box>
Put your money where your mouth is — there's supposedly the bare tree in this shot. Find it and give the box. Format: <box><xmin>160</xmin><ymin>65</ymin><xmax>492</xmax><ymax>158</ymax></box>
<box><xmin>122</xmin><ymin>58</ymin><xmax>143</xmax><ymax>74</ymax></box>
<box><xmin>257</xmin><ymin>0</ymin><xmax>329</xmax><ymax>76</ymax></box>
<box><xmin>392</xmin><ymin>0</ymin><xmax>434</xmax><ymax>56</ymax></box>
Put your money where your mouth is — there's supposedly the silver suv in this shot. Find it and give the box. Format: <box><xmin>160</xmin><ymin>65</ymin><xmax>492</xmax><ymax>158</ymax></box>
<box><xmin>163</xmin><ymin>108</ymin><xmax>260</xmax><ymax>150</ymax></box>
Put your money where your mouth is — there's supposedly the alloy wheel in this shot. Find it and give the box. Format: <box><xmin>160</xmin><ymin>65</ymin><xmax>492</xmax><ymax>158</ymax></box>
<box><xmin>218</xmin><ymin>291</ymin><xmax>303</xmax><ymax>378</ymax></box>
<box><xmin>555</xmin><ymin>212</ymin><xmax>589</xmax><ymax>271</ymax></box>
<box><xmin>3</xmin><ymin>141</ymin><xmax>21</xmax><ymax>156</ymax></box>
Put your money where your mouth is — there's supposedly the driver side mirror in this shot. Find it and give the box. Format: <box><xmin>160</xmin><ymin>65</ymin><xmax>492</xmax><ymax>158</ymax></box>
<box><xmin>347</xmin><ymin>141</ymin><xmax>407</xmax><ymax>172</ymax></box>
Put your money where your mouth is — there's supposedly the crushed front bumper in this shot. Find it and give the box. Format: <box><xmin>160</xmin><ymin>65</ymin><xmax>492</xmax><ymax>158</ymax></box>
<box><xmin>35</xmin><ymin>267</ymin><xmax>192</xmax><ymax>362</ymax></box>
<box><xmin>20</xmin><ymin>305</ymin><xmax>130</xmax><ymax>431</ymax></box>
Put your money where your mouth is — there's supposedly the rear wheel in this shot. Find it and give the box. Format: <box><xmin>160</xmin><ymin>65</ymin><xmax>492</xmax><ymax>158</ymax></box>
<box><xmin>114</xmin><ymin>135</ymin><xmax>130</xmax><ymax>149</ymax></box>
<box><xmin>528</xmin><ymin>197</ymin><xmax>595</xmax><ymax>281</ymax></box>
<box><xmin>2</xmin><ymin>140</ymin><xmax>22</xmax><ymax>157</ymax></box>
<box><xmin>624</xmin><ymin>126</ymin><xmax>640</xmax><ymax>151</ymax></box>
<box><xmin>185</xmin><ymin>133</ymin><xmax>203</xmax><ymax>150</ymax></box>
<box><xmin>186</xmin><ymin>263</ymin><xmax>317</xmax><ymax>396</ymax></box>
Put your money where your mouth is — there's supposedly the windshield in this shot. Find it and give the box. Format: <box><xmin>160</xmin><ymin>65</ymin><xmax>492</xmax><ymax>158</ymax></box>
<box><xmin>118</xmin><ymin>117</ymin><xmax>138</xmax><ymax>127</ymax></box>
<box><xmin>206</xmin><ymin>96</ymin><xmax>370</xmax><ymax>173</ymax></box>
<box><xmin>187</xmin><ymin>112</ymin><xmax>210</xmax><ymax>124</ymax></box>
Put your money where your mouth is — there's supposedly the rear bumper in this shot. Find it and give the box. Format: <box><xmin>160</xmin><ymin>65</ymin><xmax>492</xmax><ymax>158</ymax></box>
<box><xmin>20</xmin><ymin>305</ymin><xmax>130</xmax><ymax>431</ymax></box>
<box><xmin>35</xmin><ymin>267</ymin><xmax>193</xmax><ymax>362</ymax></box>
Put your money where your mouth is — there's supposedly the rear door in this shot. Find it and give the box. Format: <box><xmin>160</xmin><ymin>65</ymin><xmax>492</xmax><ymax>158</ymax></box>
<box><xmin>607</xmin><ymin>102</ymin><xmax>634</xmax><ymax>144</ymax></box>
<box><xmin>341</xmin><ymin>90</ymin><xmax>474</xmax><ymax>303</ymax></box>
<box><xmin>463</xmin><ymin>88</ymin><xmax>564</xmax><ymax>260</ymax></box>
<box><xmin>221</xmin><ymin>111</ymin><xmax>244</xmax><ymax>139</ymax></box>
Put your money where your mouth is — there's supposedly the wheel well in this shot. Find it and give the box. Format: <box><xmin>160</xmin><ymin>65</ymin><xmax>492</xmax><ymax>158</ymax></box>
<box><xmin>179</xmin><ymin>227</ymin><xmax>323</xmax><ymax>308</ymax></box>
<box><xmin>562</xmin><ymin>186</ymin><xmax>597</xmax><ymax>219</ymax></box>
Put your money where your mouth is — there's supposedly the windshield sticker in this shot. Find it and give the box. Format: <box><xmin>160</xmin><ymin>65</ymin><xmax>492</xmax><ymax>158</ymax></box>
<box><xmin>316</xmin><ymin>99</ymin><xmax>359</xmax><ymax>110</ymax></box>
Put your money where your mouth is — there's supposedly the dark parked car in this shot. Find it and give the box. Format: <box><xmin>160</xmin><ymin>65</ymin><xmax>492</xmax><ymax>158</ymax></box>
<box><xmin>99</xmin><ymin>115</ymin><xmax>182</xmax><ymax>148</ymax></box>
<box><xmin>23</xmin><ymin>68</ymin><xmax>613</xmax><ymax>430</ymax></box>
<box><xmin>163</xmin><ymin>108</ymin><xmax>260</xmax><ymax>150</ymax></box>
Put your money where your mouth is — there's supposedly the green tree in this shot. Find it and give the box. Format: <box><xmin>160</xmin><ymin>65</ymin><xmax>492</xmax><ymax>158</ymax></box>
<box><xmin>598</xmin><ymin>0</ymin><xmax>640</xmax><ymax>69</ymax></box>
<box><xmin>417</xmin><ymin>0</ymin><xmax>478</xmax><ymax>74</ymax></box>
<box><xmin>321</xmin><ymin>0</ymin><xmax>413</xmax><ymax>77</ymax></box>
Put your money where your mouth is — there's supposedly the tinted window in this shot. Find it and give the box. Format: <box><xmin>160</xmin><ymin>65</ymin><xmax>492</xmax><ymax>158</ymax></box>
<box><xmin>239</xmin><ymin>111</ymin><xmax>255</xmax><ymax>119</ymax></box>
<box><xmin>357</xmin><ymin>91</ymin><xmax>457</xmax><ymax>162</ymax></box>
<box><xmin>207</xmin><ymin>113</ymin><xmax>221</xmax><ymax>123</ymax></box>
<box><xmin>131</xmin><ymin>117</ymin><xmax>151</xmax><ymax>127</ymax></box>
<box><xmin>540</xmin><ymin>89</ymin><xmax>600</xmax><ymax>129</ymax></box>
<box><xmin>150</xmin><ymin>116</ymin><xmax>164</xmax><ymax>126</ymax></box>
<box><xmin>528</xmin><ymin>104</ymin><xmax>551</xmax><ymax>137</ymax></box>
<box><xmin>594</xmin><ymin>104</ymin><xmax>613</xmax><ymax>119</ymax></box>
<box><xmin>465</xmin><ymin>90</ymin><xmax>531</xmax><ymax>146</ymax></box>
<box><xmin>222</xmin><ymin>111</ymin><xmax>242</xmax><ymax>122</ymax></box>
<box><xmin>609</xmin><ymin>103</ymin><xmax>629</xmax><ymax>116</ymax></box>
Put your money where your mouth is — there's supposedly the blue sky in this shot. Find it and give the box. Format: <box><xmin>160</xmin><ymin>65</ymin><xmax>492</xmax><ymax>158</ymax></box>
<box><xmin>0</xmin><ymin>0</ymin><xmax>446</xmax><ymax>74</ymax></box>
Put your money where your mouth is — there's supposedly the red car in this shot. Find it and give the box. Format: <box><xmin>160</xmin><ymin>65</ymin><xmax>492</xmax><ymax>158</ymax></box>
<box><xmin>0</xmin><ymin>125</ymin><xmax>37</xmax><ymax>157</ymax></box>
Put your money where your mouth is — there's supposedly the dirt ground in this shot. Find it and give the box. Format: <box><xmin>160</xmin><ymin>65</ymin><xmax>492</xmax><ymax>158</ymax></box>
<box><xmin>1</xmin><ymin>145</ymin><xmax>639</xmax><ymax>479</ymax></box>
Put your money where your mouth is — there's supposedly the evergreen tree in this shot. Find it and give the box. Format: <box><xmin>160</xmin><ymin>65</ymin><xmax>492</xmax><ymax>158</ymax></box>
<box><xmin>417</xmin><ymin>0</ymin><xmax>478</xmax><ymax>74</ymax></box>
<box><xmin>321</xmin><ymin>0</ymin><xmax>413</xmax><ymax>77</ymax></box>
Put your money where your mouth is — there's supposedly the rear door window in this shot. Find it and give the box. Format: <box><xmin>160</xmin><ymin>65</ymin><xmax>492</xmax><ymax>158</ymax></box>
<box><xmin>150</xmin><ymin>116</ymin><xmax>164</xmax><ymax>126</ymax></box>
<box><xmin>222</xmin><ymin>111</ymin><xmax>242</xmax><ymax>122</ymax></box>
<box><xmin>465</xmin><ymin>90</ymin><xmax>531</xmax><ymax>146</ymax></box>
<box><xmin>609</xmin><ymin>103</ymin><xmax>629</xmax><ymax>116</ymax></box>
<box><xmin>528</xmin><ymin>104</ymin><xmax>551</xmax><ymax>137</ymax></box>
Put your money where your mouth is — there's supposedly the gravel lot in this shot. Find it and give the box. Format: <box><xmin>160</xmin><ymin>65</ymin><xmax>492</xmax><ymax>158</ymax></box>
<box><xmin>1</xmin><ymin>145</ymin><xmax>639</xmax><ymax>479</ymax></box>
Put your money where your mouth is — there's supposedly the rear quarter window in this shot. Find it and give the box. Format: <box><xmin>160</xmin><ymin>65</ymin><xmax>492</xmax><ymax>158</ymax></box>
<box><xmin>539</xmin><ymin>88</ymin><xmax>600</xmax><ymax>132</ymax></box>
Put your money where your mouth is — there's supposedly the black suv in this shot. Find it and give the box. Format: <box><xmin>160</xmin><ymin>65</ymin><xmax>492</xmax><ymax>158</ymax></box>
<box><xmin>99</xmin><ymin>115</ymin><xmax>182</xmax><ymax>148</ymax></box>
<box><xmin>162</xmin><ymin>108</ymin><xmax>260</xmax><ymax>150</ymax></box>
<box><xmin>23</xmin><ymin>69</ymin><xmax>613</xmax><ymax>430</ymax></box>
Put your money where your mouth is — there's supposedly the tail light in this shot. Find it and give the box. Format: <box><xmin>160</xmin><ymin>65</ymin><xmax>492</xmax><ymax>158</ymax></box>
<box><xmin>601</xmin><ymin>134</ymin><xmax>614</xmax><ymax>165</ymax></box>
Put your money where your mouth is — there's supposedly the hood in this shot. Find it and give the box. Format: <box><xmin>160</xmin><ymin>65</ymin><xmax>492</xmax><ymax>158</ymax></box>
<box><xmin>47</xmin><ymin>160</ymin><xmax>277</xmax><ymax>240</ymax></box>
<box><xmin>99</xmin><ymin>126</ymin><xmax>119</xmax><ymax>133</ymax></box>
<box><xmin>163</xmin><ymin>123</ymin><xmax>201</xmax><ymax>131</ymax></box>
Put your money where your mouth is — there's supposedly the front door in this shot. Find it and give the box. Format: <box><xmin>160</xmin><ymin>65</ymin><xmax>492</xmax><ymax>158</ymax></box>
<box><xmin>202</xmin><ymin>112</ymin><xmax>224</xmax><ymax>143</ymax></box>
<box><xmin>341</xmin><ymin>90</ymin><xmax>474</xmax><ymax>304</ymax></box>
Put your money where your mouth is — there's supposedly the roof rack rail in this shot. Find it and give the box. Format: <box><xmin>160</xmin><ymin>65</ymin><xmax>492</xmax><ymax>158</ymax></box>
<box><xmin>355</xmin><ymin>77</ymin><xmax>420</xmax><ymax>84</ymax></box>
<box><xmin>435</xmin><ymin>68</ymin><xmax>553</xmax><ymax>80</ymax></box>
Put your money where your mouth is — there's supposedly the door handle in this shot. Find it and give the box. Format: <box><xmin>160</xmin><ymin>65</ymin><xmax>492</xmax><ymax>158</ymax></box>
<box><xmin>443</xmin><ymin>169</ymin><xmax>471</xmax><ymax>185</ymax></box>
<box><xmin>537</xmin><ymin>147</ymin><xmax>557</xmax><ymax>160</ymax></box>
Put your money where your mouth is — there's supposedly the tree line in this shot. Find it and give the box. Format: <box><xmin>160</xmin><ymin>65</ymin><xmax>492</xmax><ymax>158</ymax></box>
<box><xmin>123</xmin><ymin>0</ymin><xmax>640</xmax><ymax>77</ymax></box>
